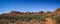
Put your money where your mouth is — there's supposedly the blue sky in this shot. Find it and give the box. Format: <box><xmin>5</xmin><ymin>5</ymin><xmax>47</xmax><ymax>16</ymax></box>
<box><xmin>0</xmin><ymin>0</ymin><xmax>60</xmax><ymax>14</ymax></box>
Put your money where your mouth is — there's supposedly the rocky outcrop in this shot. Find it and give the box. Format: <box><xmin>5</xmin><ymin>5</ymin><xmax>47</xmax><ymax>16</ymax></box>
<box><xmin>8</xmin><ymin>11</ymin><xmax>23</xmax><ymax>16</ymax></box>
<box><xmin>53</xmin><ymin>8</ymin><xmax>60</xmax><ymax>14</ymax></box>
<box><xmin>0</xmin><ymin>11</ymin><xmax>45</xmax><ymax>16</ymax></box>
<box><xmin>1</xmin><ymin>11</ymin><xmax>24</xmax><ymax>16</ymax></box>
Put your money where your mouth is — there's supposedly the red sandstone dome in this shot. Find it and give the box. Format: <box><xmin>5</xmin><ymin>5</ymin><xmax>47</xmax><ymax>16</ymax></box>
<box><xmin>53</xmin><ymin>8</ymin><xmax>60</xmax><ymax>14</ymax></box>
<box><xmin>1</xmin><ymin>11</ymin><xmax>24</xmax><ymax>16</ymax></box>
<box><xmin>55</xmin><ymin>8</ymin><xmax>60</xmax><ymax>11</ymax></box>
<box><xmin>8</xmin><ymin>11</ymin><xmax>24</xmax><ymax>16</ymax></box>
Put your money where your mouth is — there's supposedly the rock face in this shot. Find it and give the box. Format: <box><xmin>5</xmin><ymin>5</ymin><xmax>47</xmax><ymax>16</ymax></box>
<box><xmin>8</xmin><ymin>11</ymin><xmax>23</xmax><ymax>16</ymax></box>
<box><xmin>53</xmin><ymin>8</ymin><xmax>60</xmax><ymax>14</ymax></box>
<box><xmin>1</xmin><ymin>11</ymin><xmax>24</xmax><ymax>16</ymax></box>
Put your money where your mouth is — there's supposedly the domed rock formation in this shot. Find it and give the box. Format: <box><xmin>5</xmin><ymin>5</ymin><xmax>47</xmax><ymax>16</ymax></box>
<box><xmin>8</xmin><ymin>11</ymin><xmax>23</xmax><ymax>16</ymax></box>
<box><xmin>53</xmin><ymin>8</ymin><xmax>60</xmax><ymax>14</ymax></box>
<box><xmin>55</xmin><ymin>8</ymin><xmax>60</xmax><ymax>11</ymax></box>
<box><xmin>1</xmin><ymin>11</ymin><xmax>24</xmax><ymax>16</ymax></box>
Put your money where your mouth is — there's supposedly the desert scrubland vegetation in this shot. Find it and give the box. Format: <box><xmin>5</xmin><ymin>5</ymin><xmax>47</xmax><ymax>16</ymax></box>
<box><xmin>0</xmin><ymin>8</ymin><xmax>60</xmax><ymax>24</ymax></box>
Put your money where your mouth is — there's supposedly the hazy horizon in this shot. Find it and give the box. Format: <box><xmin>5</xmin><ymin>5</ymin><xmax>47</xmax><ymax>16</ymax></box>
<box><xmin>0</xmin><ymin>0</ymin><xmax>60</xmax><ymax>14</ymax></box>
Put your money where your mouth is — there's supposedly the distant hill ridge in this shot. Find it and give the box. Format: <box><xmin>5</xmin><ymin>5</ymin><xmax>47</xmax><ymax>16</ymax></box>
<box><xmin>0</xmin><ymin>8</ymin><xmax>60</xmax><ymax>16</ymax></box>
